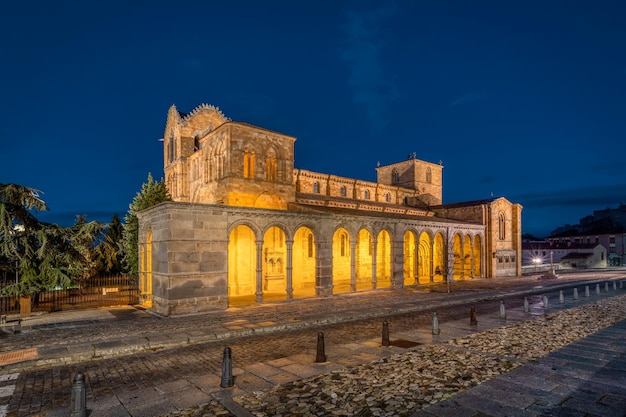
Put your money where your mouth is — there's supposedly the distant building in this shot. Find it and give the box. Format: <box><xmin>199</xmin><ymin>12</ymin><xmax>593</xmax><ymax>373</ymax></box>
<box><xmin>547</xmin><ymin>203</ymin><xmax>626</xmax><ymax>266</ymax></box>
<box><xmin>522</xmin><ymin>241</ymin><xmax>607</xmax><ymax>270</ymax></box>
<box><xmin>137</xmin><ymin>103</ymin><xmax>523</xmax><ymax>315</ymax></box>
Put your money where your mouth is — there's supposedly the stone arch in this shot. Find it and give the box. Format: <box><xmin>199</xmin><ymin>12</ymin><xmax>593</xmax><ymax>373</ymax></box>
<box><xmin>376</xmin><ymin>229</ymin><xmax>392</xmax><ymax>288</ymax></box>
<box><xmin>228</xmin><ymin>224</ymin><xmax>257</xmax><ymax>306</ymax></box>
<box><xmin>261</xmin><ymin>225</ymin><xmax>288</xmax><ymax>300</ymax></box>
<box><xmin>332</xmin><ymin>227</ymin><xmax>352</xmax><ymax>294</ymax></box>
<box><xmin>292</xmin><ymin>225</ymin><xmax>317</xmax><ymax>299</ymax></box>
<box><xmin>433</xmin><ymin>232</ymin><xmax>445</xmax><ymax>283</ymax></box>
<box><xmin>356</xmin><ymin>228</ymin><xmax>373</xmax><ymax>291</ymax></box>
<box><xmin>418</xmin><ymin>230</ymin><xmax>433</xmax><ymax>284</ymax></box>
<box><xmin>140</xmin><ymin>226</ymin><xmax>153</xmax><ymax>308</ymax></box>
<box><xmin>453</xmin><ymin>233</ymin><xmax>463</xmax><ymax>281</ymax></box>
<box><xmin>463</xmin><ymin>234</ymin><xmax>472</xmax><ymax>279</ymax></box>
<box><xmin>403</xmin><ymin>229</ymin><xmax>417</xmax><ymax>286</ymax></box>
<box><xmin>473</xmin><ymin>234</ymin><xmax>482</xmax><ymax>277</ymax></box>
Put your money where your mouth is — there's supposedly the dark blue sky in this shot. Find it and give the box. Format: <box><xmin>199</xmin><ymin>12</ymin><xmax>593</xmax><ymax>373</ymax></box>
<box><xmin>2</xmin><ymin>1</ymin><xmax>625</xmax><ymax>237</ymax></box>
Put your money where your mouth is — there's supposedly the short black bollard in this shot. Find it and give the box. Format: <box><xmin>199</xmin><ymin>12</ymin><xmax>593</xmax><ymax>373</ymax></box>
<box><xmin>432</xmin><ymin>312</ymin><xmax>440</xmax><ymax>335</ymax></box>
<box><xmin>220</xmin><ymin>347</ymin><xmax>234</xmax><ymax>388</ymax></box>
<box><xmin>585</xmin><ymin>286</ymin><xmax>590</xmax><ymax>297</ymax></box>
<box><xmin>470</xmin><ymin>305</ymin><xmax>477</xmax><ymax>326</ymax></box>
<box><xmin>573</xmin><ymin>288</ymin><xmax>579</xmax><ymax>300</ymax></box>
<box><xmin>559</xmin><ymin>290</ymin><xmax>564</xmax><ymax>304</ymax></box>
<box><xmin>382</xmin><ymin>320</ymin><xmax>390</xmax><ymax>346</ymax></box>
<box><xmin>70</xmin><ymin>371</ymin><xmax>87</xmax><ymax>417</ymax></box>
<box><xmin>499</xmin><ymin>301</ymin><xmax>506</xmax><ymax>320</ymax></box>
<box><xmin>315</xmin><ymin>332</ymin><xmax>326</xmax><ymax>363</ymax></box>
<box><xmin>523</xmin><ymin>297</ymin><xmax>529</xmax><ymax>313</ymax></box>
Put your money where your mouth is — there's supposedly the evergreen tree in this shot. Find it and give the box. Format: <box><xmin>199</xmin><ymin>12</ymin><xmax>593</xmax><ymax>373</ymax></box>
<box><xmin>0</xmin><ymin>183</ymin><xmax>105</xmax><ymax>297</ymax></box>
<box><xmin>123</xmin><ymin>173</ymin><xmax>170</xmax><ymax>278</ymax></box>
<box><xmin>91</xmin><ymin>213</ymin><xmax>125</xmax><ymax>276</ymax></box>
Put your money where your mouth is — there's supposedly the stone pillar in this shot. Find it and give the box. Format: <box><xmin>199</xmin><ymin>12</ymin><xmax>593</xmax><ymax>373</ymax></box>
<box><xmin>371</xmin><ymin>239</ymin><xmax>378</xmax><ymax>289</ymax></box>
<box><xmin>350</xmin><ymin>239</ymin><xmax>357</xmax><ymax>292</ymax></box>
<box><xmin>255</xmin><ymin>240</ymin><xmax>264</xmax><ymax>303</ymax></box>
<box><xmin>286</xmin><ymin>240</ymin><xmax>293</xmax><ymax>300</ymax></box>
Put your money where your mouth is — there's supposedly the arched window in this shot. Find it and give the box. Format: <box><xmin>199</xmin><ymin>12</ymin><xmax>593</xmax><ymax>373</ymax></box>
<box><xmin>243</xmin><ymin>149</ymin><xmax>255</xmax><ymax>179</ymax></box>
<box><xmin>266</xmin><ymin>149</ymin><xmax>277</xmax><ymax>181</ymax></box>
<box><xmin>426</xmin><ymin>167</ymin><xmax>432</xmax><ymax>184</ymax></box>
<box><xmin>498</xmin><ymin>213</ymin><xmax>506</xmax><ymax>240</ymax></box>
<box><xmin>313</xmin><ymin>182</ymin><xmax>320</xmax><ymax>193</ymax></box>
<box><xmin>341</xmin><ymin>233</ymin><xmax>347</xmax><ymax>256</ymax></box>
<box><xmin>364</xmin><ymin>189</ymin><xmax>370</xmax><ymax>200</ymax></box>
<box><xmin>340</xmin><ymin>186</ymin><xmax>347</xmax><ymax>197</ymax></box>
<box><xmin>168</xmin><ymin>135</ymin><xmax>175</xmax><ymax>164</ymax></box>
<box><xmin>392</xmin><ymin>169</ymin><xmax>400</xmax><ymax>184</ymax></box>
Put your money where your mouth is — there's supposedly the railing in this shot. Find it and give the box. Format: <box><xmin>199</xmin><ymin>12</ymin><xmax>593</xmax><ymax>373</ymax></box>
<box><xmin>0</xmin><ymin>276</ymin><xmax>138</xmax><ymax>315</ymax></box>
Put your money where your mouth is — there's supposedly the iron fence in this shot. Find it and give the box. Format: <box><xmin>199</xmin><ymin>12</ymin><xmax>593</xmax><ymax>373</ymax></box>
<box><xmin>0</xmin><ymin>276</ymin><xmax>138</xmax><ymax>315</ymax></box>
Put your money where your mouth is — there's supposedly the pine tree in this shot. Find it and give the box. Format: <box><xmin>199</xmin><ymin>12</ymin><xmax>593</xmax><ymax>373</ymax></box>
<box><xmin>123</xmin><ymin>173</ymin><xmax>171</xmax><ymax>278</ymax></box>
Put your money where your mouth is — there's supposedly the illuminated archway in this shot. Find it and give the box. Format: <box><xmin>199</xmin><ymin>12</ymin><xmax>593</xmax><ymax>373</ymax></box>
<box><xmin>376</xmin><ymin>229</ymin><xmax>392</xmax><ymax>288</ymax></box>
<box><xmin>453</xmin><ymin>233</ymin><xmax>462</xmax><ymax>281</ymax></box>
<box><xmin>473</xmin><ymin>235</ymin><xmax>482</xmax><ymax>277</ymax></box>
<box><xmin>418</xmin><ymin>232</ymin><xmax>432</xmax><ymax>284</ymax></box>
<box><xmin>356</xmin><ymin>228</ymin><xmax>373</xmax><ymax>291</ymax></box>
<box><xmin>433</xmin><ymin>232</ymin><xmax>445</xmax><ymax>283</ymax></box>
<box><xmin>463</xmin><ymin>235</ymin><xmax>472</xmax><ymax>279</ymax></box>
<box><xmin>140</xmin><ymin>228</ymin><xmax>153</xmax><ymax>307</ymax></box>
<box><xmin>332</xmin><ymin>228</ymin><xmax>351</xmax><ymax>294</ymax></box>
<box><xmin>228</xmin><ymin>224</ymin><xmax>257</xmax><ymax>306</ymax></box>
<box><xmin>292</xmin><ymin>226</ymin><xmax>316</xmax><ymax>299</ymax></box>
<box><xmin>403</xmin><ymin>230</ymin><xmax>417</xmax><ymax>286</ymax></box>
<box><xmin>262</xmin><ymin>226</ymin><xmax>287</xmax><ymax>301</ymax></box>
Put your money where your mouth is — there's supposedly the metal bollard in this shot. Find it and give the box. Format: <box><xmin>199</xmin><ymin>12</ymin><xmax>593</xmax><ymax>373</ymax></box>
<box><xmin>573</xmin><ymin>288</ymin><xmax>579</xmax><ymax>301</ymax></box>
<box><xmin>543</xmin><ymin>295</ymin><xmax>549</xmax><ymax>309</ymax></box>
<box><xmin>585</xmin><ymin>286</ymin><xmax>590</xmax><ymax>297</ymax></box>
<box><xmin>605</xmin><ymin>282</ymin><xmax>609</xmax><ymax>292</ymax></box>
<box><xmin>432</xmin><ymin>312</ymin><xmax>440</xmax><ymax>335</ymax></box>
<box><xmin>613</xmin><ymin>281</ymin><xmax>617</xmax><ymax>291</ymax></box>
<box><xmin>620</xmin><ymin>281</ymin><xmax>624</xmax><ymax>289</ymax></box>
<box><xmin>70</xmin><ymin>372</ymin><xmax>87</xmax><ymax>417</ymax></box>
<box><xmin>596</xmin><ymin>283</ymin><xmax>601</xmax><ymax>295</ymax></box>
<box><xmin>559</xmin><ymin>290</ymin><xmax>564</xmax><ymax>304</ymax></box>
<box><xmin>499</xmin><ymin>301</ymin><xmax>506</xmax><ymax>320</ymax></box>
<box><xmin>382</xmin><ymin>320</ymin><xmax>390</xmax><ymax>346</ymax></box>
<box><xmin>315</xmin><ymin>332</ymin><xmax>326</xmax><ymax>363</ymax></box>
<box><xmin>523</xmin><ymin>297</ymin><xmax>529</xmax><ymax>313</ymax></box>
<box><xmin>470</xmin><ymin>305</ymin><xmax>477</xmax><ymax>326</ymax></box>
<box><xmin>220</xmin><ymin>347</ymin><xmax>234</xmax><ymax>387</ymax></box>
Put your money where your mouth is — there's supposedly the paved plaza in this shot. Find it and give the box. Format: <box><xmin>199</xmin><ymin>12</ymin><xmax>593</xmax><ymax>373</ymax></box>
<box><xmin>1</xmin><ymin>270</ymin><xmax>625</xmax><ymax>416</ymax></box>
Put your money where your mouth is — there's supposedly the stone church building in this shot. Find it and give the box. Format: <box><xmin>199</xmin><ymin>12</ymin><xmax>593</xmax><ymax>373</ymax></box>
<box><xmin>137</xmin><ymin>103</ymin><xmax>522</xmax><ymax>316</ymax></box>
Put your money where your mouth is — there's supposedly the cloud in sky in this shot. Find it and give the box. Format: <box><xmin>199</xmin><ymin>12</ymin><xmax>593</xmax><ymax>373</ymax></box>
<box><xmin>339</xmin><ymin>2</ymin><xmax>398</xmax><ymax>133</ymax></box>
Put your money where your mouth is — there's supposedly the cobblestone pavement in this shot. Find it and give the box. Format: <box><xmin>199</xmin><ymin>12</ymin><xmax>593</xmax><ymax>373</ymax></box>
<box><xmin>0</xmin><ymin>270</ymin><xmax>625</xmax><ymax>417</ymax></box>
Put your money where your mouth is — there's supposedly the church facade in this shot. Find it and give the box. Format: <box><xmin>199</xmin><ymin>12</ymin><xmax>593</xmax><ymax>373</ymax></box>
<box><xmin>137</xmin><ymin>103</ymin><xmax>522</xmax><ymax>316</ymax></box>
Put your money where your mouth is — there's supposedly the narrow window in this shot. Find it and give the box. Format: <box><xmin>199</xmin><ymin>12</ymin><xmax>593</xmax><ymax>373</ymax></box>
<box><xmin>498</xmin><ymin>213</ymin><xmax>506</xmax><ymax>240</ymax></box>
<box><xmin>340</xmin><ymin>186</ymin><xmax>346</xmax><ymax>197</ymax></box>
<box><xmin>385</xmin><ymin>193</ymin><xmax>391</xmax><ymax>203</ymax></box>
<box><xmin>341</xmin><ymin>233</ymin><xmax>346</xmax><ymax>257</ymax></box>
<box><xmin>313</xmin><ymin>182</ymin><xmax>320</xmax><ymax>193</ymax></box>
<box><xmin>364</xmin><ymin>189</ymin><xmax>370</xmax><ymax>200</ymax></box>
<box><xmin>426</xmin><ymin>167</ymin><xmax>432</xmax><ymax>184</ymax></box>
<box><xmin>392</xmin><ymin>169</ymin><xmax>400</xmax><ymax>184</ymax></box>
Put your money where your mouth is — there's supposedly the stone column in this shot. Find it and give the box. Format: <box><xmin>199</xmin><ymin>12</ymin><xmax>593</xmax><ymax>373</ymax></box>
<box><xmin>286</xmin><ymin>239</ymin><xmax>293</xmax><ymax>300</ymax></box>
<box><xmin>255</xmin><ymin>240</ymin><xmax>264</xmax><ymax>303</ymax></box>
<box><xmin>350</xmin><ymin>239</ymin><xmax>357</xmax><ymax>292</ymax></box>
<box><xmin>372</xmin><ymin>239</ymin><xmax>378</xmax><ymax>289</ymax></box>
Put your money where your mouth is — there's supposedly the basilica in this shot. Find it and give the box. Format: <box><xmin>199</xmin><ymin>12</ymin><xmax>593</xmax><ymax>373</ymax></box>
<box><xmin>137</xmin><ymin>103</ymin><xmax>522</xmax><ymax>315</ymax></box>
